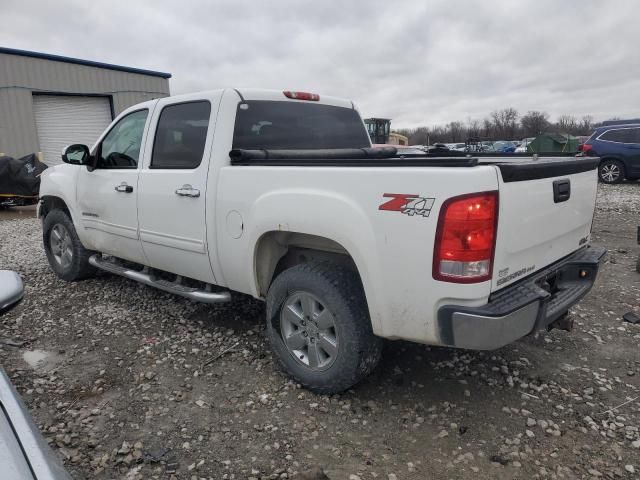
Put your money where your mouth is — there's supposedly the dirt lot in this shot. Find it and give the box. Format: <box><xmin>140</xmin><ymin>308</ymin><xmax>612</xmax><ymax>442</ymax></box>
<box><xmin>1</xmin><ymin>184</ymin><xmax>639</xmax><ymax>480</ymax></box>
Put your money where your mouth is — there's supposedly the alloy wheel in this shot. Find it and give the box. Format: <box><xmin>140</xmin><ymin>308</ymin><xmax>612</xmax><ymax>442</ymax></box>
<box><xmin>601</xmin><ymin>164</ymin><xmax>620</xmax><ymax>183</ymax></box>
<box><xmin>50</xmin><ymin>224</ymin><xmax>73</xmax><ymax>269</ymax></box>
<box><xmin>279</xmin><ymin>291</ymin><xmax>338</xmax><ymax>371</ymax></box>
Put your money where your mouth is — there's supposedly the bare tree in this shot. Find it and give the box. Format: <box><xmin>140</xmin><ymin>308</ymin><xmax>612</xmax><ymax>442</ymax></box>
<box><xmin>431</xmin><ymin>125</ymin><xmax>448</xmax><ymax>143</ymax></box>
<box><xmin>491</xmin><ymin>108</ymin><xmax>519</xmax><ymax>139</ymax></box>
<box><xmin>395</xmin><ymin>109</ymin><xmax>605</xmax><ymax>146</ymax></box>
<box><xmin>490</xmin><ymin>111</ymin><xmax>502</xmax><ymax>137</ymax></box>
<box><xmin>557</xmin><ymin>115</ymin><xmax>578</xmax><ymax>134</ymax></box>
<box><xmin>466</xmin><ymin>118</ymin><xmax>481</xmax><ymax>139</ymax></box>
<box><xmin>482</xmin><ymin>118</ymin><xmax>493</xmax><ymax>139</ymax></box>
<box><xmin>579</xmin><ymin>115</ymin><xmax>593</xmax><ymax>134</ymax></box>
<box><xmin>448</xmin><ymin>121</ymin><xmax>465</xmax><ymax>142</ymax></box>
<box><xmin>504</xmin><ymin>108</ymin><xmax>519</xmax><ymax>139</ymax></box>
<box><xmin>396</xmin><ymin>127</ymin><xmax>429</xmax><ymax>145</ymax></box>
<box><xmin>410</xmin><ymin>127</ymin><xmax>430</xmax><ymax>145</ymax></box>
<box><xmin>520</xmin><ymin>111</ymin><xmax>549</xmax><ymax>137</ymax></box>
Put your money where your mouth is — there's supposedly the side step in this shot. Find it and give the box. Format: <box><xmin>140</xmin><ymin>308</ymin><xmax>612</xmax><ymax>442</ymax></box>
<box><xmin>89</xmin><ymin>255</ymin><xmax>231</xmax><ymax>304</ymax></box>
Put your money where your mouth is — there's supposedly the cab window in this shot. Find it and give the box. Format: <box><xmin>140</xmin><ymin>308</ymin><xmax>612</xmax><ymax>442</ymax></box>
<box><xmin>232</xmin><ymin>101</ymin><xmax>370</xmax><ymax>150</ymax></box>
<box><xmin>97</xmin><ymin>109</ymin><xmax>148</xmax><ymax>169</ymax></box>
<box><xmin>151</xmin><ymin>101</ymin><xmax>211</xmax><ymax>169</ymax></box>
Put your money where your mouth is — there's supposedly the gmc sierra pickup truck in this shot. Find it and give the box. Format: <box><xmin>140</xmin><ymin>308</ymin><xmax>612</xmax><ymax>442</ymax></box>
<box><xmin>38</xmin><ymin>88</ymin><xmax>605</xmax><ymax>393</ymax></box>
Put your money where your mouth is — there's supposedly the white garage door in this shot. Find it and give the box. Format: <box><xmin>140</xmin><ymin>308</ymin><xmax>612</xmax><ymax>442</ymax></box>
<box><xmin>33</xmin><ymin>95</ymin><xmax>112</xmax><ymax>166</ymax></box>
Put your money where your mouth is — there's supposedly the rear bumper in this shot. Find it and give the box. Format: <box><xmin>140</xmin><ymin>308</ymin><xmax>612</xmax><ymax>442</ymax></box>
<box><xmin>437</xmin><ymin>246</ymin><xmax>606</xmax><ymax>350</ymax></box>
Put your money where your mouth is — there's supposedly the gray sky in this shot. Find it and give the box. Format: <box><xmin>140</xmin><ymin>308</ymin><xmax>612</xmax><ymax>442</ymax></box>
<box><xmin>2</xmin><ymin>0</ymin><xmax>639</xmax><ymax>128</ymax></box>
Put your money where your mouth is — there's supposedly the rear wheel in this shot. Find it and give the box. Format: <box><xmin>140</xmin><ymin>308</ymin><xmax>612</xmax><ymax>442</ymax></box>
<box><xmin>43</xmin><ymin>209</ymin><xmax>96</xmax><ymax>281</ymax></box>
<box><xmin>266</xmin><ymin>262</ymin><xmax>382</xmax><ymax>394</ymax></box>
<box><xmin>598</xmin><ymin>159</ymin><xmax>625</xmax><ymax>184</ymax></box>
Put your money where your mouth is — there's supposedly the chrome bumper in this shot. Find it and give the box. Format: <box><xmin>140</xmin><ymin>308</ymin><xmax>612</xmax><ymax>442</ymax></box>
<box><xmin>437</xmin><ymin>246</ymin><xmax>607</xmax><ymax>350</ymax></box>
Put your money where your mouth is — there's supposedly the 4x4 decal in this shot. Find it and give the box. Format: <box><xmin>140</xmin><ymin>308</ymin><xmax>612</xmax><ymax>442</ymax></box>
<box><xmin>379</xmin><ymin>193</ymin><xmax>435</xmax><ymax>218</ymax></box>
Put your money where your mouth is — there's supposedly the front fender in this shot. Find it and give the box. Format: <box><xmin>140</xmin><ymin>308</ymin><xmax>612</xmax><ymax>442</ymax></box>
<box><xmin>39</xmin><ymin>165</ymin><xmax>80</xmax><ymax>226</ymax></box>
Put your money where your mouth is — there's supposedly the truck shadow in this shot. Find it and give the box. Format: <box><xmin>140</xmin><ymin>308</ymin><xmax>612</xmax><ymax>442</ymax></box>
<box><xmin>190</xmin><ymin>292</ymin><xmax>568</xmax><ymax>412</ymax></box>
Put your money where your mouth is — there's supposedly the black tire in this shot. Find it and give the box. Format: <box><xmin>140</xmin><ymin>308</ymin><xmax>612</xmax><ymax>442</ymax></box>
<box><xmin>43</xmin><ymin>209</ymin><xmax>96</xmax><ymax>281</ymax></box>
<box><xmin>266</xmin><ymin>261</ymin><xmax>383</xmax><ymax>394</ymax></box>
<box><xmin>598</xmin><ymin>159</ymin><xmax>625</xmax><ymax>184</ymax></box>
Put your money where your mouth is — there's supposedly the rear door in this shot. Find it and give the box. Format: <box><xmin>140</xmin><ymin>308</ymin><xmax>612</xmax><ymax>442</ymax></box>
<box><xmin>490</xmin><ymin>158</ymin><xmax>599</xmax><ymax>291</ymax></box>
<box><xmin>137</xmin><ymin>94</ymin><xmax>222</xmax><ymax>283</ymax></box>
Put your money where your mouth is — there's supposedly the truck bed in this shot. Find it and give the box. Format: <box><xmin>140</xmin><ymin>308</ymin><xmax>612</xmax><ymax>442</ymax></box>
<box><xmin>229</xmin><ymin>148</ymin><xmax>600</xmax><ymax>181</ymax></box>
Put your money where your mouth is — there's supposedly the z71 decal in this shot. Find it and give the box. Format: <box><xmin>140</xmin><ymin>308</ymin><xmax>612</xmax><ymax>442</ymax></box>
<box><xmin>379</xmin><ymin>193</ymin><xmax>436</xmax><ymax>218</ymax></box>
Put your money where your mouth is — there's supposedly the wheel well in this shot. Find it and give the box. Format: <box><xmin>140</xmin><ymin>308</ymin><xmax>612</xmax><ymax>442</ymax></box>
<box><xmin>599</xmin><ymin>157</ymin><xmax>626</xmax><ymax>173</ymax></box>
<box><xmin>255</xmin><ymin>231</ymin><xmax>358</xmax><ymax>296</ymax></box>
<box><xmin>599</xmin><ymin>157</ymin><xmax>624</xmax><ymax>166</ymax></box>
<box><xmin>40</xmin><ymin>196</ymin><xmax>71</xmax><ymax>220</ymax></box>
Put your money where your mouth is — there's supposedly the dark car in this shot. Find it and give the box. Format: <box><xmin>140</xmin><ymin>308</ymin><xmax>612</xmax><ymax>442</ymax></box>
<box><xmin>580</xmin><ymin>124</ymin><xmax>640</xmax><ymax>183</ymax></box>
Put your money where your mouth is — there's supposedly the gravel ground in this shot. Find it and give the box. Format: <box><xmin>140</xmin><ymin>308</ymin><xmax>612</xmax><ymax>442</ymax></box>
<box><xmin>1</xmin><ymin>183</ymin><xmax>639</xmax><ymax>480</ymax></box>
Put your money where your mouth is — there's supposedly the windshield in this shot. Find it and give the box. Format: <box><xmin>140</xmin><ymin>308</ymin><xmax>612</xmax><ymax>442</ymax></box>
<box><xmin>232</xmin><ymin>100</ymin><xmax>371</xmax><ymax>150</ymax></box>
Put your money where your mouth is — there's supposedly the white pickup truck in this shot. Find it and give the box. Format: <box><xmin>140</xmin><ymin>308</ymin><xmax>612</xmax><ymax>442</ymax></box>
<box><xmin>38</xmin><ymin>88</ymin><xmax>605</xmax><ymax>393</ymax></box>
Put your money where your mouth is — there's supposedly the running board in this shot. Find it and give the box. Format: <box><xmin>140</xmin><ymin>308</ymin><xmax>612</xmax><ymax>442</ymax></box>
<box><xmin>89</xmin><ymin>255</ymin><xmax>231</xmax><ymax>304</ymax></box>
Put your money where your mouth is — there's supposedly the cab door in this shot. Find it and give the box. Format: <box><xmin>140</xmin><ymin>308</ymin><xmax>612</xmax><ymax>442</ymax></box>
<box><xmin>76</xmin><ymin>108</ymin><xmax>151</xmax><ymax>263</ymax></box>
<box><xmin>137</xmin><ymin>95</ymin><xmax>220</xmax><ymax>283</ymax></box>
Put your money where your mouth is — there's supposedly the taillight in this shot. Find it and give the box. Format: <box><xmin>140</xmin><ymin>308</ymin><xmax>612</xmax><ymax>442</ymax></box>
<box><xmin>433</xmin><ymin>191</ymin><xmax>499</xmax><ymax>283</ymax></box>
<box><xmin>580</xmin><ymin>143</ymin><xmax>593</xmax><ymax>154</ymax></box>
<box><xmin>283</xmin><ymin>91</ymin><xmax>320</xmax><ymax>101</ymax></box>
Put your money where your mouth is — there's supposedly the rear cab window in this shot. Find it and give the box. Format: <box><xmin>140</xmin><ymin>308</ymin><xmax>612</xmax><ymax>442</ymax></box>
<box><xmin>151</xmin><ymin>101</ymin><xmax>211</xmax><ymax>169</ymax></box>
<box><xmin>232</xmin><ymin>101</ymin><xmax>370</xmax><ymax>150</ymax></box>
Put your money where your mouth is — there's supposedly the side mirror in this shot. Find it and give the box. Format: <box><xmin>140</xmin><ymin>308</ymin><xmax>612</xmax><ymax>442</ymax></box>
<box><xmin>61</xmin><ymin>144</ymin><xmax>90</xmax><ymax>165</ymax></box>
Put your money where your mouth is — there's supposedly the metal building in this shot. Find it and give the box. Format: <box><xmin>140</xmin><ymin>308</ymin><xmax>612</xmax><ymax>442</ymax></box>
<box><xmin>0</xmin><ymin>47</ymin><xmax>171</xmax><ymax>165</ymax></box>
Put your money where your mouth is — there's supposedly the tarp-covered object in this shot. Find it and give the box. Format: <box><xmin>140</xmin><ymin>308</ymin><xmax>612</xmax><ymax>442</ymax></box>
<box><xmin>527</xmin><ymin>133</ymin><xmax>580</xmax><ymax>154</ymax></box>
<box><xmin>0</xmin><ymin>153</ymin><xmax>48</xmax><ymax>202</ymax></box>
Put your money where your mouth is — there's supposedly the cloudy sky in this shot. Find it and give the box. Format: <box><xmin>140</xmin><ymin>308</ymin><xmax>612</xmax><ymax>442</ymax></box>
<box><xmin>2</xmin><ymin>0</ymin><xmax>639</xmax><ymax>128</ymax></box>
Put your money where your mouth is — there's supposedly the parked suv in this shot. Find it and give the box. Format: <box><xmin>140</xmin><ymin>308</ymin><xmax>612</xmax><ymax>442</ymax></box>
<box><xmin>581</xmin><ymin>124</ymin><xmax>640</xmax><ymax>183</ymax></box>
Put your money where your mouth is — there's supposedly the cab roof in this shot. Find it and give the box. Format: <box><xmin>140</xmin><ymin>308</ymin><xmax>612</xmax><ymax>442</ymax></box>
<box><xmin>164</xmin><ymin>88</ymin><xmax>355</xmax><ymax>110</ymax></box>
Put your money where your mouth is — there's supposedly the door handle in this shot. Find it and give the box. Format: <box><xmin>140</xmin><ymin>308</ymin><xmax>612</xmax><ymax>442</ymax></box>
<box><xmin>114</xmin><ymin>182</ymin><xmax>133</xmax><ymax>193</ymax></box>
<box><xmin>175</xmin><ymin>184</ymin><xmax>200</xmax><ymax>197</ymax></box>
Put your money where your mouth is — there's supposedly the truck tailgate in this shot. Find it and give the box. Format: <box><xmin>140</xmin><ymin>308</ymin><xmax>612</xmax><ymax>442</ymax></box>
<box><xmin>489</xmin><ymin>157</ymin><xmax>599</xmax><ymax>291</ymax></box>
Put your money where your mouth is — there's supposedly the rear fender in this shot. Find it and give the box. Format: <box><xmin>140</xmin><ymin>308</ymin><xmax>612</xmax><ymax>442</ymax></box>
<box><xmin>246</xmin><ymin>189</ymin><xmax>385</xmax><ymax>334</ymax></box>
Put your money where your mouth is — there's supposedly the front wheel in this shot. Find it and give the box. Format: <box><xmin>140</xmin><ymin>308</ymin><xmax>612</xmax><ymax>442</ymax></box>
<box><xmin>598</xmin><ymin>159</ymin><xmax>625</xmax><ymax>184</ymax></box>
<box><xmin>266</xmin><ymin>262</ymin><xmax>382</xmax><ymax>394</ymax></box>
<box><xmin>43</xmin><ymin>209</ymin><xmax>96</xmax><ymax>281</ymax></box>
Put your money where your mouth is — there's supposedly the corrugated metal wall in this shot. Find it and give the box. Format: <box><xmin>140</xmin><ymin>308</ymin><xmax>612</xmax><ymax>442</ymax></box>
<box><xmin>0</xmin><ymin>52</ymin><xmax>170</xmax><ymax>157</ymax></box>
